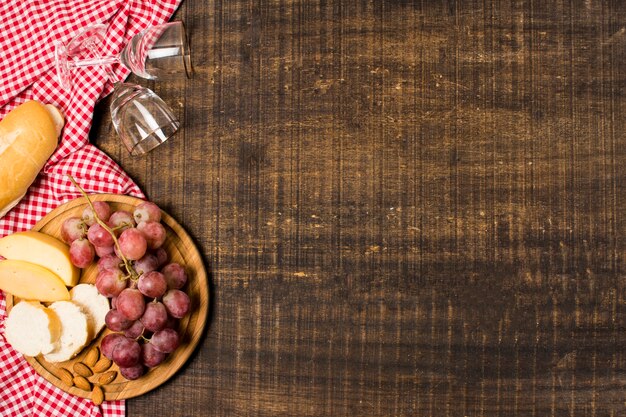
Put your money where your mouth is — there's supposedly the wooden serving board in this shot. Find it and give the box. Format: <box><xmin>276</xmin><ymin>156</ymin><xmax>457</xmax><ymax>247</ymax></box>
<box><xmin>6</xmin><ymin>194</ymin><xmax>209</xmax><ymax>401</ymax></box>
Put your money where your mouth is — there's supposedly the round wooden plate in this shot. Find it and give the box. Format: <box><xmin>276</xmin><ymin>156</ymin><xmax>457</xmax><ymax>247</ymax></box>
<box><xmin>6</xmin><ymin>194</ymin><xmax>209</xmax><ymax>401</ymax></box>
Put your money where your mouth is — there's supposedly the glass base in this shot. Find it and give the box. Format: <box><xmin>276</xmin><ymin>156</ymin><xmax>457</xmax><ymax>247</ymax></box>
<box><xmin>54</xmin><ymin>24</ymin><xmax>107</xmax><ymax>89</ymax></box>
<box><xmin>54</xmin><ymin>43</ymin><xmax>73</xmax><ymax>90</ymax></box>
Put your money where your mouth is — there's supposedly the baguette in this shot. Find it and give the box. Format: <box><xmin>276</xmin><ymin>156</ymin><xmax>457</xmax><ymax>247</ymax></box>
<box><xmin>0</xmin><ymin>100</ymin><xmax>64</xmax><ymax>218</ymax></box>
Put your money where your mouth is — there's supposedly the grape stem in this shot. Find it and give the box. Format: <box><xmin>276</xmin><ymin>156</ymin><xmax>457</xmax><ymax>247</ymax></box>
<box><xmin>67</xmin><ymin>175</ymin><xmax>139</xmax><ymax>281</ymax></box>
<box><xmin>111</xmin><ymin>223</ymin><xmax>132</xmax><ymax>232</ymax></box>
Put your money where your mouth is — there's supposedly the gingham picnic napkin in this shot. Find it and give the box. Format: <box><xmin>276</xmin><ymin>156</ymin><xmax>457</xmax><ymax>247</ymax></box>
<box><xmin>0</xmin><ymin>0</ymin><xmax>182</xmax><ymax>415</ymax></box>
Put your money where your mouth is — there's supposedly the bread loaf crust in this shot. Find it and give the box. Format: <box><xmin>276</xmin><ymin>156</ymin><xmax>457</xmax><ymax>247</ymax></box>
<box><xmin>0</xmin><ymin>101</ymin><xmax>64</xmax><ymax>218</ymax></box>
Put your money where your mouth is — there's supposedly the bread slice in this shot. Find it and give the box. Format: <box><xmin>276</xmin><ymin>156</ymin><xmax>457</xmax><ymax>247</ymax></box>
<box><xmin>69</xmin><ymin>283</ymin><xmax>110</xmax><ymax>340</ymax></box>
<box><xmin>43</xmin><ymin>301</ymin><xmax>89</xmax><ymax>362</ymax></box>
<box><xmin>5</xmin><ymin>301</ymin><xmax>61</xmax><ymax>357</ymax></box>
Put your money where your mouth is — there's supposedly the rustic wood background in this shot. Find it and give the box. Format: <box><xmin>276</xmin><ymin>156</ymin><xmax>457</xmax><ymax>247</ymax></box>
<box><xmin>90</xmin><ymin>0</ymin><xmax>626</xmax><ymax>415</ymax></box>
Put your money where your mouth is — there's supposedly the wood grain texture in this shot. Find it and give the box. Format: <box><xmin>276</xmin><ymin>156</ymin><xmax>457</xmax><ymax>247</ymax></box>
<box><xmin>89</xmin><ymin>0</ymin><xmax>626</xmax><ymax>415</ymax></box>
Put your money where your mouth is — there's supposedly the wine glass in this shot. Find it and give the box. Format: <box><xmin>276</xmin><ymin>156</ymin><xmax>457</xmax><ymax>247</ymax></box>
<box><xmin>109</xmin><ymin>83</ymin><xmax>180</xmax><ymax>156</ymax></box>
<box><xmin>55</xmin><ymin>24</ymin><xmax>184</xmax><ymax>156</ymax></box>
<box><xmin>55</xmin><ymin>21</ymin><xmax>191</xmax><ymax>89</ymax></box>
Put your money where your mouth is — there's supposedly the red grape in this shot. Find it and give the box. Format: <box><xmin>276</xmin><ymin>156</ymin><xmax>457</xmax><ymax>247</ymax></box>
<box><xmin>162</xmin><ymin>289</ymin><xmax>190</xmax><ymax>319</ymax></box>
<box><xmin>87</xmin><ymin>223</ymin><xmax>114</xmax><ymax>247</ymax></box>
<box><xmin>133</xmin><ymin>201</ymin><xmax>162</xmax><ymax>224</ymax></box>
<box><xmin>133</xmin><ymin>253</ymin><xmax>159</xmax><ymax>275</ymax></box>
<box><xmin>101</xmin><ymin>333</ymin><xmax>125</xmax><ymax>359</ymax></box>
<box><xmin>112</xmin><ymin>337</ymin><xmax>141</xmax><ymax>367</ymax></box>
<box><xmin>137</xmin><ymin>271</ymin><xmax>167</xmax><ymax>299</ymax></box>
<box><xmin>124</xmin><ymin>320</ymin><xmax>145</xmax><ymax>339</ymax></box>
<box><xmin>61</xmin><ymin>217</ymin><xmax>86</xmax><ymax>243</ymax></box>
<box><xmin>151</xmin><ymin>328</ymin><xmax>179</xmax><ymax>353</ymax></box>
<box><xmin>95</xmin><ymin>268</ymin><xmax>127</xmax><ymax>297</ymax></box>
<box><xmin>116</xmin><ymin>288</ymin><xmax>146</xmax><ymax>321</ymax></box>
<box><xmin>137</xmin><ymin>221</ymin><xmax>166</xmax><ymax>249</ymax></box>
<box><xmin>119</xmin><ymin>364</ymin><xmax>145</xmax><ymax>380</ymax></box>
<box><xmin>69</xmin><ymin>238</ymin><xmax>95</xmax><ymax>268</ymax></box>
<box><xmin>97</xmin><ymin>254</ymin><xmax>122</xmax><ymax>272</ymax></box>
<box><xmin>153</xmin><ymin>248</ymin><xmax>168</xmax><ymax>267</ymax></box>
<box><xmin>94</xmin><ymin>244</ymin><xmax>114</xmax><ymax>257</ymax></box>
<box><xmin>83</xmin><ymin>201</ymin><xmax>111</xmax><ymax>226</ymax></box>
<box><xmin>140</xmin><ymin>302</ymin><xmax>168</xmax><ymax>332</ymax></box>
<box><xmin>142</xmin><ymin>342</ymin><xmax>168</xmax><ymax>368</ymax></box>
<box><xmin>118</xmin><ymin>228</ymin><xmax>147</xmax><ymax>260</ymax></box>
<box><xmin>161</xmin><ymin>263</ymin><xmax>187</xmax><ymax>289</ymax></box>
<box><xmin>105</xmin><ymin>309</ymin><xmax>134</xmax><ymax>331</ymax></box>
<box><xmin>108</xmin><ymin>210</ymin><xmax>135</xmax><ymax>233</ymax></box>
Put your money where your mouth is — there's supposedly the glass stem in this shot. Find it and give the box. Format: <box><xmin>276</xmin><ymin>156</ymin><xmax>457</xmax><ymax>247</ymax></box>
<box><xmin>70</xmin><ymin>55</ymin><xmax>121</xmax><ymax>68</ymax></box>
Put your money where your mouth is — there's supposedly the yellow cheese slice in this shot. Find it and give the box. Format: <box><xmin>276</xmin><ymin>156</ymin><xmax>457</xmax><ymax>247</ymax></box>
<box><xmin>0</xmin><ymin>259</ymin><xmax>70</xmax><ymax>302</ymax></box>
<box><xmin>0</xmin><ymin>231</ymin><xmax>79</xmax><ymax>286</ymax></box>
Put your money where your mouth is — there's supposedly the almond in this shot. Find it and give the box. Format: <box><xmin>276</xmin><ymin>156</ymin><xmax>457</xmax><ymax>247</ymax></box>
<box><xmin>73</xmin><ymin>362</ymin><xmax>93</xmax><ymax>378</ymax></box>
<box><xmin>57</xmin><ymin>367</ymin><xmax>74</xmax><ymax>386</ymax></box>
<box><xmin>73</xmin><ymin>375</ymin><xmax>91</xmax><ymax>391</ymax></box>
<box><xmin>98</xmin><ymin>370</ymin><xmax>117</xmax><ymax>385</ymax></box>
<box><xmin>83</xmin><ymin>347</ymin><xmax>99</xmax><ymax>367</ymax></box>
<box><xmin>91</xmin><ymin>385</ymin><xmax>104</xmax><ymax>405</ymax></box>
<box><xmin>92</xmin><ymin>357</ymin><xmax>112</xmax><ymax>373</ymax></box>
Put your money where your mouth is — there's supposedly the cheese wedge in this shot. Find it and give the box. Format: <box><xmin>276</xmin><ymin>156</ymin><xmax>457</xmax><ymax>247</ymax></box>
<box><xmin>0</xmin><ymin>259</ymin><xmax>70</xmax><ymax>302</ymax></box>
<box><xmin>5</xmin><ymin>301</ymin><xmax>61</xmax><ymax>357</ymax></box>
<box><xmin>44</xmin><ymin>301</ymin><xmax>89</xmax><ymax>362</ymax></box>
<box><xmin>0</xmin><ymin>231</ymin><xmax>79</xmax><ymax>286</ymax></box>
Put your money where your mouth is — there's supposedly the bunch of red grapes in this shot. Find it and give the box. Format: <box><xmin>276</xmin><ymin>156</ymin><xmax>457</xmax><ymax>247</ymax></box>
<box><xmin>61</xmin><ymin>200</ymin><xmax>190</xmax><ymax>380</ymax></box>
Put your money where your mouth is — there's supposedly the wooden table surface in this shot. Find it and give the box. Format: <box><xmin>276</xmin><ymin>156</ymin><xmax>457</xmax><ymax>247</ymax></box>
<box><xmin>90</xmin><ymin>0</ymin><xmax>626</xmax><ymax>415</ymax></box>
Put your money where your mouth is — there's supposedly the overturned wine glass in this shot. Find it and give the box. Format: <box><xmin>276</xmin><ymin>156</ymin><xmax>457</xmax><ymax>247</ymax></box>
<box><xmin>55</xmin><ymin>21</ymin><xmax>191</xmax><ymax>89</ymax></box>
<box><xmin>54</xmin><ymin>22</ymin><xmax>191</xmax><ymax>156</ymax></box>
<box><xmin>109</xmin><ymin>83</ymin><xmax>180</xmax><ymax>156</ymax></box>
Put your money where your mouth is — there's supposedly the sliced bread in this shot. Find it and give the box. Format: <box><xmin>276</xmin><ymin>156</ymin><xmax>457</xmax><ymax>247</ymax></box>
<box><xmin>69</xmin><ymin>283</ymin><xmax>110</xmax><ymax>341</ymax></box>
<box><xmin>43</xmin><ymin>301</ymin><xmax>89</xmax><ymax>363</ymax></box>
<box><xmin>5</xmin><ymin>301</ymin><xmax>61</xmax><ymax>357</ymax></box>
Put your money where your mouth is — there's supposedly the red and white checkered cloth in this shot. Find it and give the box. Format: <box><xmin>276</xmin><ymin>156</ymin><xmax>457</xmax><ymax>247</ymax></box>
<box><xmin>0</xmin><ymin>0</ymin><xmax>182</xmax><ymax>415</ymax></box>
